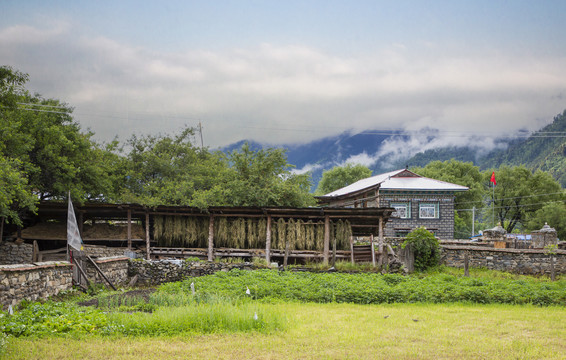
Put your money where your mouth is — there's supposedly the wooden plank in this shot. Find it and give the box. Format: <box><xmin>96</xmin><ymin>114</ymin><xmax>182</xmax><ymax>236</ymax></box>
<box><xmin>208</xmin><ymin>215</ymin><xmax>214</xmax><ymax>261</ymax></box>
<box><xmin>265</xmin><ymin>214</ymin><xmax>271</xmax><ymax>263</ymax></box>
<box><xmin>323</xmin><ymin>215</ymin><xmax>330</xmax><ymax>264</ymax></box>
<box><xmin>371</xmin><ymin>234</ymin><xmax>376</xmax><ymax>267</ymax></box>
<box><xmin>127</xmin><ymin>209</ymin><xmax>132</xmax><ymax>250</ymax></box>
<box><xmin>145</xmin><ymin>212</ymin><xmax>150</xmax><ymax>260</ymax></box>
<box><xmin>350</xmin><ymin>236</ymin><xmax>354</xmax><ymax>264</ymax></box>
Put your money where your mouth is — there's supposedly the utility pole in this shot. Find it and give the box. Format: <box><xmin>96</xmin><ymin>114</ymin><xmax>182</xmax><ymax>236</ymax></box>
<box><xmin>198</xmin><ymin>121</ymin><xmax>204</xmax><ymax>149</ymax></box>
<box><xmin>472</xmin><ymin>206</ymin><xmax>475</xmax><ymax>237</ymax></box>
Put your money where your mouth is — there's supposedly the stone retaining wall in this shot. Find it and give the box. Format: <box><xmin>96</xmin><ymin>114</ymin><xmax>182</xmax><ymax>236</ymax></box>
<box><xmin>128</xmin><ymin>259</ymin><xmax>257</xmax><ymax>285</ymax></box>
<box><xmin>442</xmin><ymin>245</ymin><xmax>566</xmax><ymax>275</ymax></box>
<box><xmin>0</xmin><ymin>262</ymin><xmax>73</xmax><ymax>310</ymax></box>
<box><xmin>0</xmin><ymin>257</ymin><xmax>130</xmax><ymax>310</ymax></box>
<box><xmin>0</xmin><ymin>242</ymin><xmax>33</xmax><ymax>265</ymax></box>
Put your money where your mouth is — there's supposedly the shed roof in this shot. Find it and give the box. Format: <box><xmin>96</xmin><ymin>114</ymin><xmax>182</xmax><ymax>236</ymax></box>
<box><xmin>322</xmin><ymin>168</ymin><xmax>469</xmax><ymax>198</ymax></box>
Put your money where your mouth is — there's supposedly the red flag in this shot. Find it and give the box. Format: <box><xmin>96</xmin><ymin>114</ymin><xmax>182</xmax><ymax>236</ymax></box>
<box><xmin>490</xmin><ymin>171</ymin><xmax>496</xmax><ymax>186</ymax></box>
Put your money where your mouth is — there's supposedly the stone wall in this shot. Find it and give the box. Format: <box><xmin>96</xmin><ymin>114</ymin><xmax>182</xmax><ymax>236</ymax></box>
<box><xmin>0</xmin><ymin>262</ymin><xmax>73</xmax><ymax>310</ymax></box>
<box><xmin>0</xmin><ymin>242</ymin><xmax>33</xmax><ymax>265</ymax></box>
<box><xmin>84</xmin><ymin>256</ymin><xmax>130</xmax><ymax>286</ymax></box>
<box><xmin>442</xmin><ymin>245</ymin><xmax>566</xmax><ymax>276</ymax></box>
<box><xmin>128</xmin><ymin>259</ymin><xmax>258</xmax><ymax>285</ymax></box>
<box><xmin>0</xmin><ymin>257</ymin><xmax>130</xmax><ymax>310</ymax></box>
<box><xmin>379</xmin><ymin>192</ymin><xmax>455</xmax><ymax>239</ymax></box>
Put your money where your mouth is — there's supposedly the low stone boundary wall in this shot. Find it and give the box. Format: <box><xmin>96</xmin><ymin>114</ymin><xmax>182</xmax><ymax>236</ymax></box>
<box><xmin>0</xmin><ymin>262</ymin><xmax>73</xmax><ymax>310</ymax></box>
<box><xmin>0</xmin><ymin>256</ymin><xmax>130</xmax><ymax>310</ymax></box>
<box><xmin>128</xmin><ymin>259</ymin><xmax>257</xmax><ymax>285</ymax></box>
<box><xmin>442</xmin><ymin>245</ymin><xmax>566</xmax><ymax>275</ymax></box>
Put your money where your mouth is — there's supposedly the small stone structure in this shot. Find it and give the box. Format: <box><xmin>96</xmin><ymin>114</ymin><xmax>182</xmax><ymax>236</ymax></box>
<box><xmin>531</xmin><ymin>223</ymin><xmax>558</xmax><ymax>249</ymax></box>
<box><xmin>481</xmin><ymin>223</ymin><xmax>508</xmax><ymax>248</ymax></box>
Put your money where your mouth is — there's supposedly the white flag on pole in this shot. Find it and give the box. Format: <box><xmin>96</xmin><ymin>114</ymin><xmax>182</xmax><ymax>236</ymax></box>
<box><xmin>67</xmin><ymin>193</ymin><xmax>83</xmax><ymax>251</ymax></box>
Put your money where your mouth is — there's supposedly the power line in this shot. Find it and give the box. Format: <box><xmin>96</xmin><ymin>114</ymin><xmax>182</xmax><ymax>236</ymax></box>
<box><xmin>454</xmin><ymin>191</ymin><xmax>566</xmax><ymax>206</ymax></box>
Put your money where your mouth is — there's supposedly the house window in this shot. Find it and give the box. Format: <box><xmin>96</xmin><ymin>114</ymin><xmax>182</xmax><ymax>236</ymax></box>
<box><xmin>419</xmin><ymin>202</ymin><xmax>439</xmax><ymax>219</ymax></box>
<box><xmin>391</xmin><ymin>202</ymin><xmax>410</xmax><ymax>219</ymax></box>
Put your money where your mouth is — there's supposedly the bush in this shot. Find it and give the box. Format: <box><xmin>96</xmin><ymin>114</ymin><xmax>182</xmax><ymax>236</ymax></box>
<box><xmin>402</xmin><ymin>227</ymin><xmax>440</xmax><ymax>271</ymax></box>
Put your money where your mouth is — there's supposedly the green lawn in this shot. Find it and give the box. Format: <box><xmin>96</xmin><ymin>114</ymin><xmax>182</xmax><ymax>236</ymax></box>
<box><xmin>3</xmin><ymin>302</ymin><xmax>566</xmax><ymax>360</ymax></box>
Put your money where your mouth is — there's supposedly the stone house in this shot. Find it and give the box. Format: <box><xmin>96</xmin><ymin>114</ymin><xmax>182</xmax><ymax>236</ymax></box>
<box><xmin>317</xmin><ymin>168</ymin><xmax>468</xmax><ymax>239</ymax></box>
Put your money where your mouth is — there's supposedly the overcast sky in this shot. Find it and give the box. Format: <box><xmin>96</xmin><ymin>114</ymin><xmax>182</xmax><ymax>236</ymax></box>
<box><xmin>2</xmin><ymin>1</ymin><xmax>566</xmax><ymax>149</ymax></box>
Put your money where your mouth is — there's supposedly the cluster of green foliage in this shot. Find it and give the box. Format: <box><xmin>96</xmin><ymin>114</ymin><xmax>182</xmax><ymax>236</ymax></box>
<box><xmin>159</xmin><ymin>269</ymin><xmax>566</xmax><ymax>306</ymax></box>
<box><xmin>0</xmin><ymin>66</ymin><xmax>315</xmax><ymax>225</ymax></box>
<box><xmin>0</xmin><ymin>291</ymin><xmax>285</xmax><ymax>338</ymax></box>
<box><xmin>402</xmin><ymin>227</ymin><xmax>440</xmax><ymax>271</ymax></box>
<box><xmin>315</xmin><ymin>163</ymin><xmax>372</xmax><ymax>195</ymax></box>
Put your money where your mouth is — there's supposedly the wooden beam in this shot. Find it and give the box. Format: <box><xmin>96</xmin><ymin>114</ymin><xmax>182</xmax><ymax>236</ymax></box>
<box><xmin>127</xmin><ymin>208</ymin><xmax>132</xmax><ymax>250</ymax></box>
<box><xmin>208</xmin><ymin>215</ymin><xmax>215</xmax><ymax>261</ymax></box>
<box><xmin>265</xmin><ymin>214</ymin><xmax>272</xmax><ymax>264</ymax></box>
<box><xmin>145</xmin><ymin>212</ymin><xmax>150</xmax><ymax>260</ymax></box>
<box><xmin>378</xmin><ymin>217</ymin><xmax>384</xmax><ymax>266</ymax></box>
<box><xmin>371</xmin><ymin>234</ymin><xmax>376</xmax><ymax>267</ymax></box>
<box><xmin>323</xmin><ymin>215</ymin><xmax>330</xmax><ymax>264</ymax></box>
<box><xmin>350</xmin><ymin>236</ymin><xmax>354</xmax><ymax>264</ymax></box>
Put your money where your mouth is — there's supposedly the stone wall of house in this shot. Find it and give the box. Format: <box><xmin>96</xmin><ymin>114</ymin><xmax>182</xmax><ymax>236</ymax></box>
<box><xmin>0</xmin><ymin>257</ymin><xmax>130</xmax><ymax>310</ymax></box>
<box><xmin>441</xmin><ymin>245</ymin><xmax>566</xmax><ymax>275</ymax></box>
<box><xmin>0</xmin><ymin>242</ymin><xmax>33</xmax><ymax>265</ymax></box>
<box><xmin>379</xmin><ymin>193</ymin><xmax>455</xmax><ymax>239</ymax></box>
<box><xmin>128</xmin><ymin>259</ymin><xmax>258</xmax><ymax>285</ymax></box>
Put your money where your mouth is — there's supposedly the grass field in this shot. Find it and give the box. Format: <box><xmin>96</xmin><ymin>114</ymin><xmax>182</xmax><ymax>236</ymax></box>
<box><xmin>3</xmin><ymin>302</ymin><xmax>566</xmax><ymax>360</ymax></box>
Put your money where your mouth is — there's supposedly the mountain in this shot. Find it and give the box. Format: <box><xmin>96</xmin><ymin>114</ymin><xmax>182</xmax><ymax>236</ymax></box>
<box><xmin>222</xmin><ymin>109</ymin><xmax>566</xmax><ymax>190</ymax></box>
<box><xmin>479</xmin><ymin>110</ymin><xmax>566</xmax><ymax>186</ymax></box>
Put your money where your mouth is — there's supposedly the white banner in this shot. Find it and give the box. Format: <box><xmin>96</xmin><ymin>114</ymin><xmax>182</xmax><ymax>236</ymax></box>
<box><xmin>67</xmin><ymin>193</ymin><xmax>83</xmax><ymax>251</ymax></box>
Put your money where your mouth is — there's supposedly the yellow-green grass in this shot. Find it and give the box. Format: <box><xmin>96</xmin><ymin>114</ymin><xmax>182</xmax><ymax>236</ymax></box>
<box><xmin>3</xmin><ymin>302</ymin><xmax>565</xmax><ymax>360</ymax></box>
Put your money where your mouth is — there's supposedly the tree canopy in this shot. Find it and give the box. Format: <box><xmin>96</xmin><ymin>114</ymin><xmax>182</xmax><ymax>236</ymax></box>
<box><xmin>315</xmin><ymin>163</ymin><xmax>372</xmax><ymax>195</ymax></box>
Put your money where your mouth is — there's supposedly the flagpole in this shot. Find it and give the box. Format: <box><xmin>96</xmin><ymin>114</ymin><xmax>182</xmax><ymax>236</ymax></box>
<box><xmin>492</xmin><ymin>182</ymin><xmax>495</xmax><ymax>227</ymax></box>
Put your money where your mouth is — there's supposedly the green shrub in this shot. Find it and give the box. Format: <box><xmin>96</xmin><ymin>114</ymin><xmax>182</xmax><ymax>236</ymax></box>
<box><xmin>402</xmin><ymin>227</ymin><xmax>440</xmax><ymax>271</ymax></box>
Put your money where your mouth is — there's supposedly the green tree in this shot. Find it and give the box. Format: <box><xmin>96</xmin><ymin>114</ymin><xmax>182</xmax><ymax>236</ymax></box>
<box><xmin>218</xmin><ymin>143</ymin><xmax>315</xmax><ymax>207</ymax></box>
<box><xmin>402</xmin><ymin>227</ymin><xmax>440</xmax><ymax>271</ymax></box>
<box><xmin>413</xmin><ymin>160</ymin><xmax>484</xmax><ymax>238</ymax></box>
<box><xmin>315</xmin><ymin>163</ymin><xmax>372</xmax><ymax>195</ymax></box>
<box><xmin>0</xmin><ymin>66</ymin><xmax>36</xmax><ymax>225</ymax></box>
<box><xmin>525</xmin><ymin>202</ymin><xmax>566</xmax><ymax>240</ymax></box>
<box><xmin>486</xmin><ymin>166</ymin><xmax>564</xmax><ymax>233</ymax></box>
<box><xmin>120</xmin><ymin>127</ymin><xmax>227</xmax><ymax>206</ymax></box>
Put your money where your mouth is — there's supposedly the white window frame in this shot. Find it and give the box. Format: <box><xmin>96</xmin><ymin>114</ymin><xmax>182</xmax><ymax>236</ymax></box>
<box><xmin>391</xmin><ymin>202</ymin><xmax>411</xmax><ymax>219</ymax></box>
<box><xmin>419</xmin><ymin>202</ymin><xmax>439</xmax><ymax>219</ymax></box>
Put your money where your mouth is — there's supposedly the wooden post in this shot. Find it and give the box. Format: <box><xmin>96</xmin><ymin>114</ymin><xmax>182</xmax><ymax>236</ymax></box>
<box><xmin>208</xmin><ymin>215</ymin><xmax>215</xmax><ymax>262</ymax></box>
<box><xmin>332</xmin><ymin>231</ymin><xmax>337</xmax><ymax>267</ymax></box>
<box><xmin>323</xmin><ymin>215</ymin><xmax>330</xmax><ymax>265</ymax></box>
<box><xmin>464</xmin><ymin>252</ymin><xmax>470</xmax><ymax>277</ymax></box>
<box><xmin>350</xmin><ymin>236</ymin><xmax>354</xmax><ymax>264</ymax></box>
<box><xmin>127</xmin><ymin>208</ymin><xmax>132</xmax><ymax>250</ymax></box>
<box><xmin>550</xmin><ymin>255</ymin><xmax>555</xmax><ymax>281</ymax></box>
<box><xmin>32</xmin><ymin>240</ymin><xmax>40</xmax><ymax>262</ymax></box>
<box><xmin>371</xmin><ymin>234</ymin><xmax>376</xmax><ymax>267</ymax></box>
<box><xmin>0</xmin><ymin>216</ymin><xmax>4</xmax><ymax>243</ymax></box>
<box><xmin>265</xmin><ymin>214</ymin><xmax>272</xmax><ymax>264</ymax></box>
<box><xmin>283</xmin><ymin>240</ymin><xmax>290</xmax><ymax>268</ymax></box>
<box><xmin>145</xmin><ymin>212</ymin><xmax>150</xmax><ymax>260</ymax></box>
<box><xmin>378</xmin><ymin>217</ymin><xmax>384</xmax><ymax>266</ymax></box>
<box><xmin>78</xmin><ymin>211</ymin><xmax>83</xmax><ymax>236</ymax></box>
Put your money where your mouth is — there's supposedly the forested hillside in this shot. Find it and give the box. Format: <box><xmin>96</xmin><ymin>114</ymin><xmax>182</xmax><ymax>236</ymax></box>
<box><xmin>480</xmin><ymin>110</ymin><xmax>566</xmax><ymax>186</ymax></box>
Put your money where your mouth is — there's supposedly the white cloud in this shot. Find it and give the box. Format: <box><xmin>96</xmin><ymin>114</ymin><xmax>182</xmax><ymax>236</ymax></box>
<box><xmin>1</xmin><ymin>22</ymin><xmax>565</xmax><ymax>148</ymax></box>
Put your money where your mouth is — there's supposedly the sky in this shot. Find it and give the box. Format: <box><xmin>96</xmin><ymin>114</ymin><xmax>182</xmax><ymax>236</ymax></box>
<box><xmin>1</xmin><ymin>0</ymin><xmax>566</xmax><ymax>152</ymax></box>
